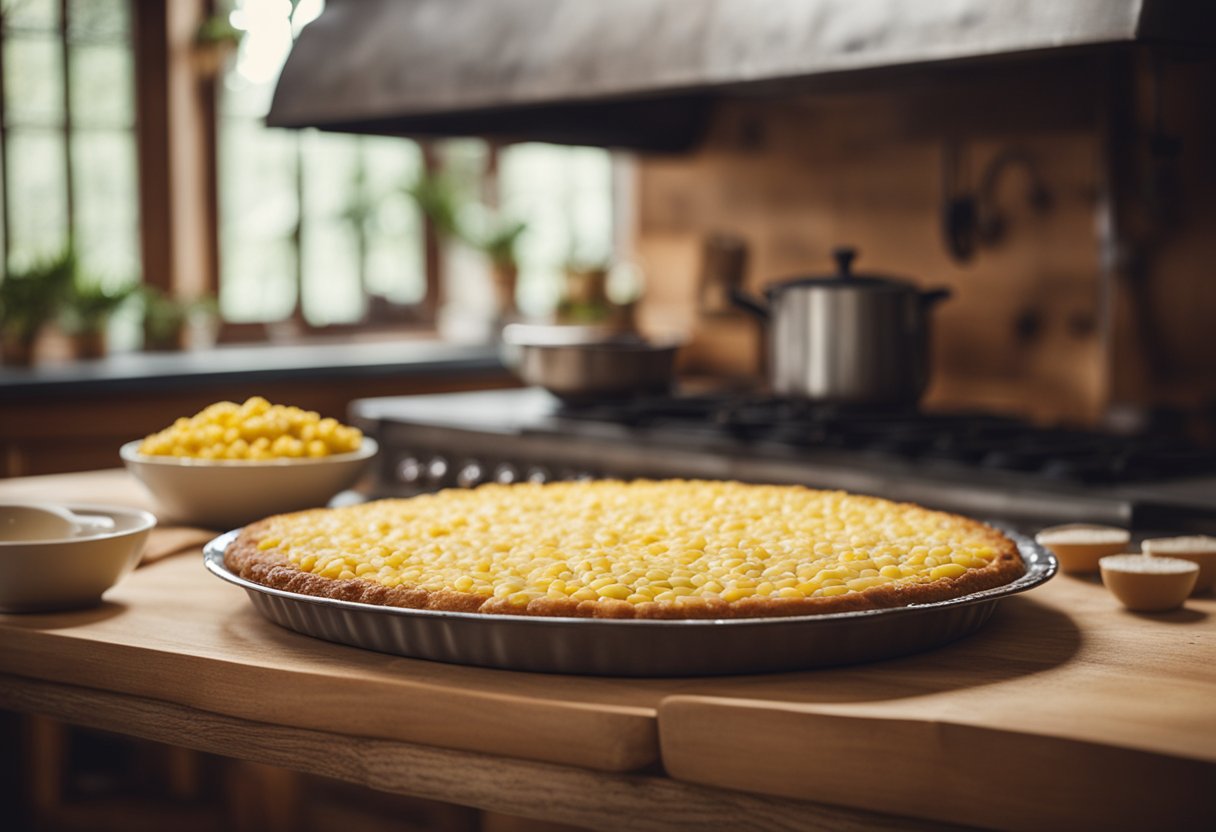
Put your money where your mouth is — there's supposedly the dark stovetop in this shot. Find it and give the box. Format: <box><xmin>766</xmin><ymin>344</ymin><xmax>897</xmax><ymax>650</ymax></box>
<box><xmin>549</xmin><ymin>393</ymin><xmax>1216</xmax><ymax>486</ymax></box>
<box><xmin>352</xmin><ymin>388</ymin><xmax>1216</xmax><ymax>530</ymax></box>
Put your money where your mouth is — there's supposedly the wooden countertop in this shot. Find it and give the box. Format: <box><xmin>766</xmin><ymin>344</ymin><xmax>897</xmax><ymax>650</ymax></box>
<box><xmin>0</xmin><ymin>555</ymin><xmax>659</xmax><ymax>772</ymax></box>
<box><xmin>658</xmin><ymin>584</ymin><xmax>1216</xmax><ymax>830</ymax></box>
<box><xmin>1</xmin><ymin>470</ymin><xmax>1213</xmax><ymax>830</ymax></box>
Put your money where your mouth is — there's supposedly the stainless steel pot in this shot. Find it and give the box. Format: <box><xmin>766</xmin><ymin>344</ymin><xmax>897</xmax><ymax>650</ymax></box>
<box><xmin>731</xmin><ymin>248</ymin><xmax>951</xmax><ymax>404</ymax></box>
<box><xmin>501</xmin><ymin>324</ymin><xmax>682</xmax><ymax>401</ymax></box>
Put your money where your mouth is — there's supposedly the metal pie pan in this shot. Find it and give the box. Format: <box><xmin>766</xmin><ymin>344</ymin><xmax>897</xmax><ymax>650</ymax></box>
<box><xmin>204</xmin><ymin>528</ymin><xmax>1056</xmax><ymax>677</ymax></box>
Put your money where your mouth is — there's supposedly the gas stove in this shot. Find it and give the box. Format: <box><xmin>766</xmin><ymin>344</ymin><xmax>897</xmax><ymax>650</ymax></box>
<box><xmin>550</xmin><ymin>393</ymin><xmax>1216</xmax><ymax>485</ymax></box>
<box><xmin>351</xmin><ymin>388</ymin><xmax>1216</xmax><ymax>532</ymax></box>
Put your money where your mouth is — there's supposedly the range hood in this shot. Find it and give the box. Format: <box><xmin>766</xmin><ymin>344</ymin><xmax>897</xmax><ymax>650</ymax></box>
<box><xmin>268</xmin><ymin>0</ymin><xmax>1215</xmax><ymax>151</ymax></box>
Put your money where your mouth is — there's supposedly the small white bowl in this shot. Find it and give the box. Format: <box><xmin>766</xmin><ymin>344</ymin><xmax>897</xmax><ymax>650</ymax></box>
<box><xmin>120</xmin><ymin>438</ymin><xmax>378</xmax><ymax>530</ymax></box>
<box><xmin>1142</xmin><ymin>536</ymin><xmax>1216</xmax><ymax>595</ymax></box>
<box><xmin>0</xmin><ymin>504</ymin><xmax>156</xmax><ymax>613</ymax></box>
<box><xmin>1100</xmin><ymin>554</ymin><xmax>1198</xmax><ymax>612</ymax></box>
<box><xmin>1035</xmin><ymin>524</ymin><xmax>1130</xmax><ymax>574</ymax></box>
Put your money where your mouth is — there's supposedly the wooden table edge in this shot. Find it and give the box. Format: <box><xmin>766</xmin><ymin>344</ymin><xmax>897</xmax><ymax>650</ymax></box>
<box><xmin>657</xmin><ymin>693</ymin><xmax>1216</xmax><ymax>765</ymax></box>
<box><xmin>656</xmin><ymin>695</ymin><xmax>1216</xmax><ymax>831</ymax></box>
<box><xmin>0</xmin><ymin>673</ymin><xmax>961</xmax><ymax>832</ymax></box>
<box><xmin>0</xmin><ymin>623</ymin><xmax>661</xmax><ymax>773</ymax></box>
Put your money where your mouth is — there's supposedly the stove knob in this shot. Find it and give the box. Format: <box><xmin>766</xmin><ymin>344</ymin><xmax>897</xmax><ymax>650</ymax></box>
<box><xmin>426</xmin><ymin>456</ymin><xmax>449</xmax><ymax>486</ymax></box>
<box><xmin>525</xmin><ymin>466</ymin><xmax>549</xmax><ymax>484</ymax></box>
<box><xmin>396</xmin><ymin>456</ymin><xmax>423</xmax><ymax>483</ymax></box>
<box><xmin>493</xmin><ymin>463</ymin><xmax>519</xmax><ymax>484</ymax></box>
<box><xmin>456</xmin><ymin>461</ymin><xmax>484</xmax><ymax>488</ymax></box>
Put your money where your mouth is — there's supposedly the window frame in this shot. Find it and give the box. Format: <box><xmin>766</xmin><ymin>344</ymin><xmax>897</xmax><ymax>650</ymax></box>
<box><xmin>0</xmin><ymin>1</ymin><xmax>619</xmax><ymax>343</ymax></box>
<box><xmin>129</xmin><ymin>0</ymin><xmax>443</xmax><ymax>339</ymax></box>
<box><xmin>214</xmin><ymin>121</ymin><xmax>440</xmax><ymax>333</ymax></box>
<box><xmin>0</xmin><ymin>0</ymin><xmax>136</xmax><ymax>269</ymax></box>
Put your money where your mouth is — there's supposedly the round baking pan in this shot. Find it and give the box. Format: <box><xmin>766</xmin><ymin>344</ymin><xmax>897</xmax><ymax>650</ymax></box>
<box><xmin>204</xmin><ymin>528</ymin><xmax>1056</xmax><ymax>677</ymax></box>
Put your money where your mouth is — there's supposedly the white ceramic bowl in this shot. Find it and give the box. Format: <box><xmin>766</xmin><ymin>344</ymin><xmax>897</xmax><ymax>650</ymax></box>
<box><xmin>0</xmin><ymin>504</ymin><xmax>155</xmax><ymax>612</ymax></box>
<box><xmin>1100</xmin><ymin>554</ymin><xmax>1198</xmax><ymax>612</ymax></box>
<box><xmin>1034</xmin><ymin>524</ymin><xmax>1130</xmax><ymax>574</ymax></box>
<box><xmin>120</xmin><ymin>438</ymin><xmax>378</xmax><ymax>530</ymax></box>
<box><xmin>1142</xmin><ymin>536</ymin><xmax>1216</xmax><ymax>595</ymax></box>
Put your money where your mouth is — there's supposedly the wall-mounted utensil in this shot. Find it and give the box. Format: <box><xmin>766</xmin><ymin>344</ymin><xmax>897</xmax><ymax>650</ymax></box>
<box><xmin>698</xmin><ymin>234</ymin><xmax>749</xmax><ymax>316</ymax></box>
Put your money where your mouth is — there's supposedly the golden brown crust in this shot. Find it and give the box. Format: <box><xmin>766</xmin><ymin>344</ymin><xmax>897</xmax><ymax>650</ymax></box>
<box><xmin>224</xmin><ymin>487</ymin><xmax>1025</xmax><ymax>620</ymax></box>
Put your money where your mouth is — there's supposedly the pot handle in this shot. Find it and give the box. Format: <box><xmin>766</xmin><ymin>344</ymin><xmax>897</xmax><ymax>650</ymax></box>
<box><xmin>921</xmin><ymin>287</ymin><xmax>952</xmax><ymax>307</ymax></box>
<box><xmin>729</xmin><ymin>287</ymin><xmax>770</xmax><ymax>320</ymax></box>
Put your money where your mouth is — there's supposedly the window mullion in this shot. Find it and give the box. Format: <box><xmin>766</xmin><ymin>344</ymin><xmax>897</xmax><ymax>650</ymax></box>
<box><xmin>292</xmin><ymin>131</ymin><xmax>304</xmax><ymax>322</ymax></box>
<box><xmin>59</xmin><ymin>0</ymin><xmax>73</xmax><ymax>246</ymax></box>
<box><xmin>0</xmin><ymin>9</ymin><xmax>9</xmax><ymax>266</ymax></box>
<box><xmin>355</xmin><ymin>137</ymin><xmax>367</xmax><ymax>300</ymax></box>
<box><xmin>421</xmin><ymin>140</ymin><xmax>441</xmax><ymax>316</ymax></box>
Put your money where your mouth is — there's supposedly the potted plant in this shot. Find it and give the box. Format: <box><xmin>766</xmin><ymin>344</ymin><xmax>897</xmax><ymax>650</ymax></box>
<box><xmin>479</xmin><ymin>219</ymin><xmax>527</xmax><ymax>317</ymax></box>
<box><xmin>0</xmin><ymin>248</ymin><xmax>76</xmax><ymax>366</ymax></box>
<box><xmin>192</xmin><ymin>9</ymin><xmax>243</xmax><ymax>77</ymax></box>
<box><xmin>405</xmin><ymin>172</ymin><xmax>528</xmax><ymax>318</ymax></box>
<box><xmin>404</xmin><ymin>171</ymin><xmax>465</xmax><ymax>241</ymax></box>
<box><xmin>558</xmin><ymin>256</ymin><xmax>613</xmax><ymax>324</ymax></box>
<box><xmin>62</xmin><ymin>279</ymin><xmax>136</xmax><ymax>359</ymax></box>
<box><xmin>141</xmin><ymin>288</ymin><xmax>217</xmax><ymax>352</ymax></box>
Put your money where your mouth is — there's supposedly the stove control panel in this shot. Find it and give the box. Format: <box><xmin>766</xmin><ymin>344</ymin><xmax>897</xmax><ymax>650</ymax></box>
<box><xmin>389</xmin><ymin>453</ymin><xmax>593</xmax><ymax>495</ymax></box>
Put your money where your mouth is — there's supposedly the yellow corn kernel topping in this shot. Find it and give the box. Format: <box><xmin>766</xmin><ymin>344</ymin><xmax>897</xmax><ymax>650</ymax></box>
<box><xmin>252</xmin><ymin>480</ymin><xmax>1007</xmax><ymax>606</ymax></box>
<box><xmin>138</xmin><ymin>397</ymin><xmax>362</xmax><ymax>459</ymax></box>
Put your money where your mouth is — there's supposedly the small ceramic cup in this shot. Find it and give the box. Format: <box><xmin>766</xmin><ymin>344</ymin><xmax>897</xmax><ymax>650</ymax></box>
<box><xmin>1099</xmin><ymin>554</ymin><xmax>1198</xmax><ymax>612</ymax></box>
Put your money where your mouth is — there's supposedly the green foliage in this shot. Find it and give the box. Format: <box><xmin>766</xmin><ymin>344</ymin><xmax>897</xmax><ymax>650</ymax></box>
<box><xmin>404</xmin><ymin>171</ymin><xmax>465</xmax><ymax>240</ymax></box>
<box><xmin>480</xmin><ymin>219</ymin><xmax>527</xmax><ymax>268</ymax></box>
<box><xmin>62</xmin><ymin>279</ymin><xmax>136</xmax><ymax>334</ymax></box>
<box><xmin>140</xmin><ymin>287</ymin><xmax>216</xmax><ymax>347</ymax></box>
<box><xmin>194</xmin><ymin>12</ymin><xmax>243</xmax><ymax>47</ymax></box>
<box><xmin>404</xmin><ymin>171</ymin><xmax>528</xmax><ymax>268</ymax></box>
<box><xmin>0</xmin><ymin>248</ymin><xmax>77</xmax><ymax>340</ymax></box>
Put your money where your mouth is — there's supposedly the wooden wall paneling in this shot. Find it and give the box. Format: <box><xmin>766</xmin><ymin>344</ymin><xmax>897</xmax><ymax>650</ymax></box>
<box><xmin>1105</xmin><ymin>49</ymin><xmax>1216</xmax><ymax>418</ymax></box>
<box><xmin>633</xmin><ymin>55</ymin><xmax>1152</xmax><ymax>426</ymax></box>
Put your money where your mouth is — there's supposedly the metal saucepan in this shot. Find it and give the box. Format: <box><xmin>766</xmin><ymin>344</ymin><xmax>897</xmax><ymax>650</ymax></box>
<box><xmin>501</xmin><ymin>323</ymin><xmax>683</xmax><ymax>401</ymax></box>
<box><xmin>731</xmin><ymin>247</ymin><xmax>951</xmax><ymax>405</ymax></box>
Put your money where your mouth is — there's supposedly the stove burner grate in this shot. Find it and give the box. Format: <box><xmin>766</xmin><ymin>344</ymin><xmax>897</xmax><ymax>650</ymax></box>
<box><xmin>553</xmin><ymin>394</ymin><xmax>1216</xmax><ymax>484</ymax></box>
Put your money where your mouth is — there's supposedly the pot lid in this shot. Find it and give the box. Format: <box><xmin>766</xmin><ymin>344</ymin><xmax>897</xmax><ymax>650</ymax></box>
<box><xmin>766</xmin><ymin>248</ymin><xmax>920</xmax><ymax>294</ymax></box>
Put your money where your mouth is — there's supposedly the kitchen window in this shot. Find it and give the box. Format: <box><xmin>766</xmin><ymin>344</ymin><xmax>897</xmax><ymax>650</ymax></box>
<box><xmin>0</xmin><ymin>0</ymin><xmax>139</xmax><ymax>287</ymax></box>
<box><xmin>219</xmin><ymin>0</ymin><xmax>619</xmax><ymax>330</ymax></box>
<box><xmin>499</xmin><ymin>141</ymin><xmax>618</xmax><ymax>316</ymax></box>
<box><xmin>0</xmin><ymin>0</ymin><xmax>621</xmax><ymax>342</ymax></box>
<box><xmin>219</xmin><ymin>0</ymin><xmax>428</xmax><ymax>327</ymax></box>
<box><xmin>434</xmin><ymin>137</ymin><xmax>620</xmax><ymax>320</ymax></box>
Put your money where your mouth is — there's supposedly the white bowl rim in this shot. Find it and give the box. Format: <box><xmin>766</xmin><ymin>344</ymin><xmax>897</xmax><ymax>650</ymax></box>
<box><xmin>119</xmin><ymin>437</ymin><xmax>378</xmax><ymax>467</ymax></box>
<box><xmin>0</xmin><ymin>502</ymin><xmax>157</xmax><ymax>547</ymax></box>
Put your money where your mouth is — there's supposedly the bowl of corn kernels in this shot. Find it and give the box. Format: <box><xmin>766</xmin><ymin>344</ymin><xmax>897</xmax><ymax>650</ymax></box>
<box><xmin>121</xmin><ymin>397</ymin><xmax>377</xmax><ymax>529</ymax></box>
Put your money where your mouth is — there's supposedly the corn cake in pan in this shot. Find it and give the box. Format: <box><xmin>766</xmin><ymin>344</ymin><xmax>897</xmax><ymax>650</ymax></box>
<box><xmin>225</xmin><ymin>480</ymin><xmax>1024</xmax><ymax>619</ymax></box>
